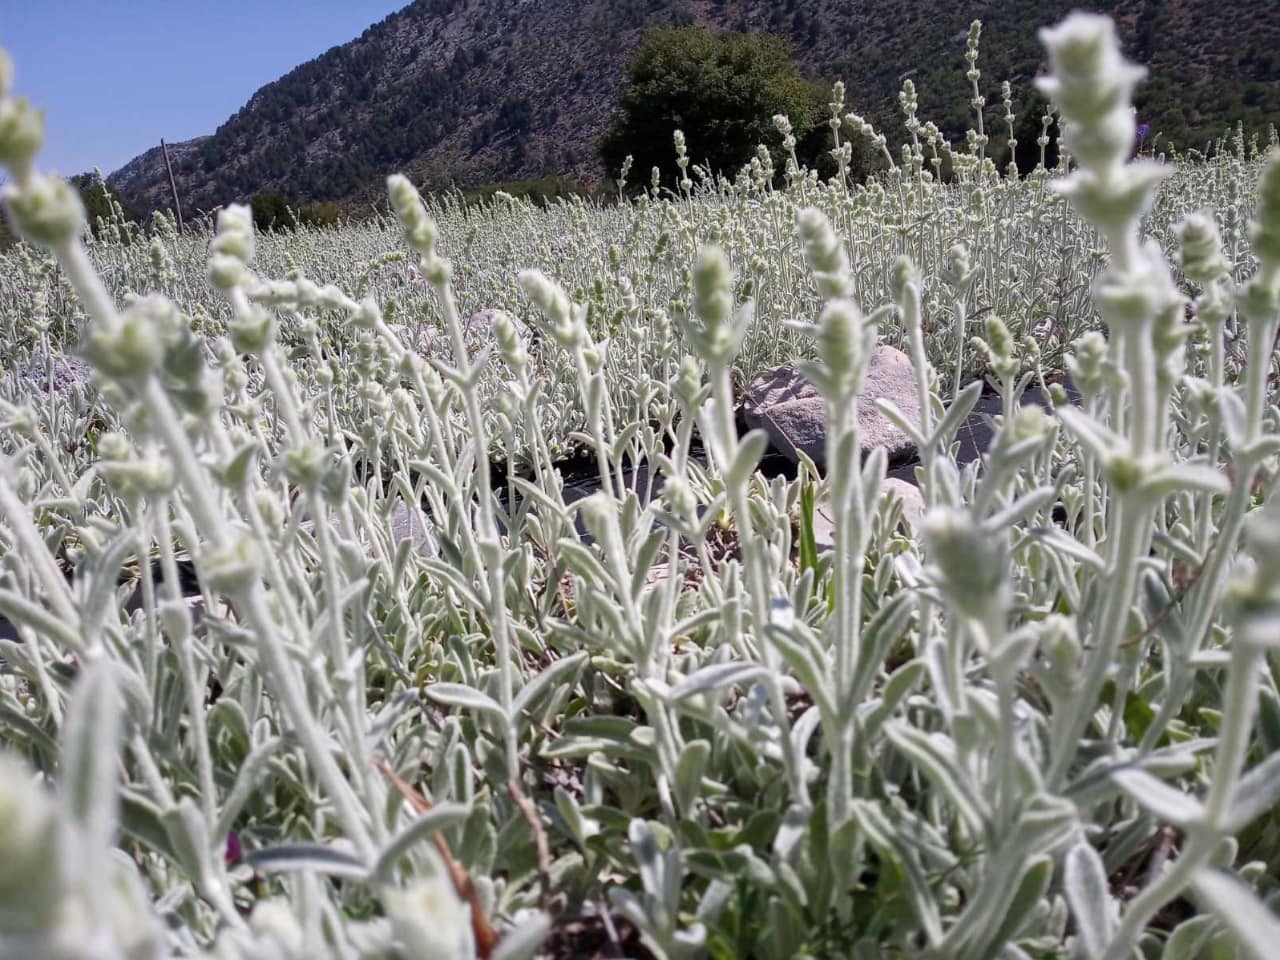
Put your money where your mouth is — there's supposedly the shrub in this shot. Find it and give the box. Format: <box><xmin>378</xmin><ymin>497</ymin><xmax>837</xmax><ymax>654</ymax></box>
<box><xmin>598</xmin><ymin>24</ymin><xmax>825</xmax><ymax>190</ymax></box>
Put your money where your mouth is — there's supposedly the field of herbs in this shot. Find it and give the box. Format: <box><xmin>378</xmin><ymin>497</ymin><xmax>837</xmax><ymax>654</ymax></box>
<box><xmin>3</xmin><ymin>11</ymin><xmax>1280</xmax><ymax>960</ymax></box>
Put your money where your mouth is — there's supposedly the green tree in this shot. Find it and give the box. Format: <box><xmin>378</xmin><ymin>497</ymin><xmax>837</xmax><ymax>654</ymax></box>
<box><xmin>68</xmin><ymin>172</ymin><xmax>135</xmax><ymax>239</ymax></box>
<box><xmin>296</xmin><ymin>200</ymin><xmax>344</xmax><ymax>228</ymax></box>
<box><xmin>599</xmin><ymin>25</ymin><xmax>824</xmax><ymax>190</ymax></box>
<box><xmin>250</xmin><ymin>192</ymin><xmax>295</xmax><ymax>232</ymax></box>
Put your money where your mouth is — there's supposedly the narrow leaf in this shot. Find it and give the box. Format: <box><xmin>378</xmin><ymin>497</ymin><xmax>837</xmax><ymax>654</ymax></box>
<box><xmin>371</xmin><ymin>802</ymin><xmax>471</xmax><ymax>885</ymax></box>
<box><xmin>1063</xmin><ymin>841</ymin><xmax>1116</xmax><ymax>958</ymax></box>
<box><xmin>246</xmin><ymin>843</ymin><xmax>369</xmax><ymax>879</ymax></box>
<box><xmin>1192</xmin><ymin>868</ymin><xmax>1280</xmax><ymax>960</ymax></box>
<box><xmin>669</xmin><ymin>662</ymin><xmax>769</xmax><ymax>701</ymax></box>
<box><xmin>425</xmin><ymin>683</ymin><xmax>507</xmax><ymax>721</ymax></box>
<box><xmin>1111</xmin><ymin>768</ymin><xmax>1204</xmax><ymax>826</ymax></box>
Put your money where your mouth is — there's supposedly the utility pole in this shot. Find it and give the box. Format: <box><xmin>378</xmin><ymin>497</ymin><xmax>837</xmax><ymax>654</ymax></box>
<box><xmin>160</xmin><ymin>139</ymin><xmax>185</xmax><ymax>232</ymax></box>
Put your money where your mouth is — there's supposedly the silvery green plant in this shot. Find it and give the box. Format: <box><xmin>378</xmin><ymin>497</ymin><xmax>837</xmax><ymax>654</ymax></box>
<box><xmin>2</xmin><ymin>12</ymin><xmax>1280</xmax><ymax>960</ymax></box>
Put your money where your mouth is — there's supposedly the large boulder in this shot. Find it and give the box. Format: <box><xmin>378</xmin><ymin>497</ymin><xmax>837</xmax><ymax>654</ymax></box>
<box><xmin>742</xmin><ymin>346</ymin><xmax>921</xmax><ymax>470</ymax></box>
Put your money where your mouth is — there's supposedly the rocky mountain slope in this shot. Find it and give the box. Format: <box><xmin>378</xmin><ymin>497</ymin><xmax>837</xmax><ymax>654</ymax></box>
<box><xmin>108</xmin><ymin>0</ymin><xmax>1280</xmax><ymax>215</ymax></box>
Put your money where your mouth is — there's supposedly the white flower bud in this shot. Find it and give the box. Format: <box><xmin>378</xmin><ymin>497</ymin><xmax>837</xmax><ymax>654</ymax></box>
<box><xmin>228</xmin><ymin>305</ymin><xmax>276</xmax><ymax>355</ymax></box>
<box><xmin>940</xmin><ymin>243</ymin><xmax>975</xmax><ymax>292</ymax></box>
<box><xmin>249</xmin><ymin>899</ymin><xmax>305</xmax><ymax>958</ymax></box>
<box><xmin>385</xmin><ymin>874</ymin><xmax>474</xmax><ymax>959</ymax></box>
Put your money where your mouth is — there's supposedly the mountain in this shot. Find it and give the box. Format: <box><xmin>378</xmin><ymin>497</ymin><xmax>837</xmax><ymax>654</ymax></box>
<box><xmin>108</xmin><ymin>0</ymin><xmax>1280</xmax><ymax>216</ymax></box>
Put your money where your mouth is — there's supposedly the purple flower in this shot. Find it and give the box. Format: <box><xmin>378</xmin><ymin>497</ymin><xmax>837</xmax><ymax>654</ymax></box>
<box><xmin>1136</xmin><ymin>123</ymin><xmax>1151</xmax><ymax>143</ymax></box>
<box><xmin>225</xmin><ymin>832</ymin><xmax>243</xmax><ymax>864</ymax></box>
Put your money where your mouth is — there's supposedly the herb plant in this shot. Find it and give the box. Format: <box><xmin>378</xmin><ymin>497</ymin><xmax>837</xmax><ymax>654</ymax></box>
<box><xmin>2</xmin><ymin>13</ymin><xmax>1280</xmax><ymax>960</ymax></box>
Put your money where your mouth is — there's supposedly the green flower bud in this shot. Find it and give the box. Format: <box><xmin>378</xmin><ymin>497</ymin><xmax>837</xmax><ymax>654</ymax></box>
<box><xmin>386</xmin><ymin>174</ymin><xmax>438</xmax><ymax>255</ymax></box>
<box><xmin>354</xmin><ymin>297</ymin><xmax>381</xmax><ymax>330</ymax></box>
<box><xmin>0</xmin><ymin>755</ymin><xmax>64</xmax><ymax>934</ymax></box>
<box><xmin>674</xmin><ymin>355</ymin><xmax>703</xmax><ymax>413</ymax></box>
<box><xmin>1249</xmin><ymin>151</ymin><xmax>1280</xmax><ymax>271</ymax></box>
<box><xmin>923</xmin><ymin>508</ymin><xmax>1010</xmax><ymax>620</ymax></box>
<box><xmin>210</xmin><ymin>204</ymin><xmax>254</xmax><ymax>263</ymax></box>
<box><xmin>0</xmin><ymin>96</ymin><xmax>44</xmax><ymax>168</ymax></box>
<box><xmin>796</xmin><ymin>207</ymin><xmax>851</xmax><ymax>300</ymax></box>
<box><xmin>99</xmin><ymin>436</ymin><xmax>175</xmax><ymax>498</ymax></box>
<box><xmin>1066</xmin><ymin>330</ymin><xmax>1108</xmax><ymax>398</ymax></box>
<box><xmin>1177</xmin><ymin>212</ymin><xmax>1230</xmax><ymax>285</ymax></box>
<box><xmin>1036</xmin><ymin>615</ymin><xmax>1082</xmax><ymax>701</ymax></box>
<box><xmin>940</xmin><ymin>243</ymin><xmax>975</xmax><ymax>292</ymax></box>
<box><xmin>1224</xmin><ymin>503</ymin><xmax>1280</xmax><ymax>648</ymax></box>
<box><xmin>203</xmin><ymin>529</ymin><xmax>262</xmax><ymax>596</ymax></box>
<box><xmin>281</xmin><ymin>441</ymin><xmax>327</xmax><ymax>490</ymax></box>
<box><xmin>0</xmin><ymin>49</ymin><xmax>13</xmax><ymax>99</ymax></box>
<box><xmin>228</xmin><ymin>305</ymin><xmax>276</xmax><ymax>355</ymax></box>
<box><xmin>1104</xmin><ymin>453</ymin><xmax>1145</xmax><ymax>493</ymax></box>
<box><xmin>2</xmin><ymin>173</ymin><xmax>84</xmax><ymax>247</ymax></box>
<box><xmin>660</xmin><ymin>475</ymin><xmax>698</xmax><ymax>525</ymax></box>
<box><xmin>692</xmin><ymin>246</ymin><xmax>732</xmax><ymax>330</ymax></box>
<box><xmin>519</xmin><ymin>269</ymin><xmax>581</xmax><ymax>348</ymax></box>
<box><xmin>1239</xmin><ymin>273</ymin><xmax>1280</xmax><ymax>323</ymax></box>
<box><xmin>808</xmin><ymin>298</ymin><xmax>868</xmax><ymax>400</ymax></box>
<box><xmin>890</xmin><ymin>256</ymin><xmax>919</xmax><ymax>302</ymax></box>
<box><xmin>492</xmin><ymin>310</ymin><xmax>527</xmax><ymax>370</ymax></box>
<box><xmin>1009</xmin><ymin>404</ymin><xmax>1050</xmax><ymax>443</ymax></box>
<box><xmin>83</xmin><ymin>295</ymin><xmax>168</xmax><ymax>385</ymax></box>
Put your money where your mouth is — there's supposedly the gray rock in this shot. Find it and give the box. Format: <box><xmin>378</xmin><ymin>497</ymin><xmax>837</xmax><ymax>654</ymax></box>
<box><xmin>387</xmin><ymin>500</ymin><xmax>433</xmax><ymax>554</ymax></box>
<box><xmin>882</xmin><ymin>478</ymin><xmax>925</xmax><ymax>533</ymax></box>
<box><xmin>7</xmin><ymin>355</ymin><xmax>93</xmax><ymax>396</ymax></box>
<box><xmin>742</xmin><ymin>346</ymin><xmax>921</xmax><ymax>470</ymax></box>
<box><xmin>810</xmin><ymin>477</ymin><xmax>925</xmax><ymax>552</ymax></box>
<box><xmin>301</xmin><ymin>498</ymin><xmax>434</xmax><ymax>556</ymax></box>
<box><xmin>466</xmin><ymin>308</ymin><xmax>529</xmax><ymax>342</ymax></box>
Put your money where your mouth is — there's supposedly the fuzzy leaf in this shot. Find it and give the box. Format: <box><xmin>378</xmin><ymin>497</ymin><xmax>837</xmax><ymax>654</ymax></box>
<box><xmin>669</xmin><ymin>661</ymin><xmax>769</xmax><ymax>701</ymax></box>
<box><xmin>1111</xmin><ymin>767</ymin><xmax>1204</xmax><ymax>827</ymax></box>
<box><xmin>1063</xmin><ymin>841</ymin><xmax>1116</xmax><ymax>958</ymax></box>
<box><xmin>425</xmin><ymin>682</ymin><xmax>507</xmax><ymax>721</ymax></box>
<box><xmin>371</xmin><ymin>802</ymin><xmax>471</xmax><ymax>885</ymax></box>
<box><xmin>1191</xmin><ymin>868</ymin><xmax>1280</xmax><ymax>960</ymax></box>
<box><xmin>247</xmin><ymin>843</ymin><xmax>369</xmax><ymax>879</ymax></box>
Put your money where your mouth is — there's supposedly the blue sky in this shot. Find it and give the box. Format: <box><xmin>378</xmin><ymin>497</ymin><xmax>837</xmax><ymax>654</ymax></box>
<box><xmin>1</xmin><ymin>1</ymin><xmax>406</xmax><ymax>177</ymax></box>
